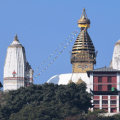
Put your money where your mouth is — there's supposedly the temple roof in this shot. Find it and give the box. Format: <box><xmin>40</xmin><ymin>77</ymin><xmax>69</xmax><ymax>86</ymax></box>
<box><xmin>72</xmin><ymin>30</ymin><xmax>95</xmax><ymax>55</ymax></box>
<box><xmin>71</xmin><ymin>8</ymin><xmax>96</xmax><ymax>64</ymax></box>
<box><xmin>8</xmin><ymin>34</ymin><xmax>23</xmax><ymax>48</ymax></box>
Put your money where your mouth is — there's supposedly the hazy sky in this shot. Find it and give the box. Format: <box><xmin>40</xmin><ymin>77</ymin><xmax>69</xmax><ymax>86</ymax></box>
<box><xmin>0</xmin><ymin>0</ymin><xmax>120</xmax><ymax>85</ymax></box>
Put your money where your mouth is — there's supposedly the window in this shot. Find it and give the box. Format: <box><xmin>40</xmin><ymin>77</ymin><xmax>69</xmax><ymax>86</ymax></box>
<box><xmin>108</xmin><ymin>77</ymin><xmax>112</xmax><ymax>83</ymax></box>
<box><xmin>98</xmin><ymin>77</ymin><xmax>102</xmax><ymax>83</ymax></box>
<box><xmin>98</xmin><ymin>85</ymin><xmax>102</xmax><ymax>91</ymax></box>
<box><xmin>13</xmin><ymin>75</ymin><xmax>15</xmax><ymax>77</ymax></box>
<box><xmin>102</xmin><ymin>100</ymin><xmax>108</xmax><ymax>104</ymax></box>
<box><xmin>108</xmin><ymin>85</ymin><xmax>112</xmax><ymax>91</ymax></box>
<box><xmin>110</xmin><ymin>100</ymin><xmax>116</xmax><ymax>104</ymax></box>
<box><xmin>93</xmin><ymin>100</ymin><xmax>99</xmax><ymax>104</ymax></box>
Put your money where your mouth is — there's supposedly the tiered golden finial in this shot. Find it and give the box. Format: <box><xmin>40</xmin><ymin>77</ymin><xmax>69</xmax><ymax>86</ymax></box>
<box><xmin>70</xmin><ymin>8</ymin><xmax>97</xmax><ymax>73</ymax></box>
<box><xmin>14</xmin><ymin>34</ymin><xmax>19</xmax><ymax>42</ymax></box>
<box><xmin>77</xmin><ymin>8</ymin><xmax>90</xmax><ymax>28</ymax></box>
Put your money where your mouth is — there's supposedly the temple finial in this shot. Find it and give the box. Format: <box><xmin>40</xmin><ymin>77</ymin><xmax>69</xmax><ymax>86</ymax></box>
<box><xmin>80</xmin><ymin>8</ymin><xmax>88</xmax><ymax>19</ymax></box>
<box><xmin>14</xmin><ymin>34</ymin><xmax>19</xmax><ymax>41</ymax></box>
<box><xmin>83</xmin><ymin>8</ymin><xmax>85</xmax><ymax>12</ymax></box>
<box><xmin>78</xmin><ymin>8</ymin><xmax>90</xmax><ymax>28</ymax></box>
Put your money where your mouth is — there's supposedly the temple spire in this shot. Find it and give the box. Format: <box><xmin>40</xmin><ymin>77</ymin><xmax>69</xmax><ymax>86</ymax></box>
<box><xmin>71</xmin><ymin>8</ymin><xmax>96</xmax><ymax>73</ymax></box>
<box><xmin>14</xmin><ymin>34</ymin><xmax>19</xmax><ymax>42</ymax></box>
<box><xmin>78</xmin><ymin>8</ymin><xmax>90</xmax><ymax>28</ymax></box>
<box><xmin>80</xmin><ymin>8</ymin><xmax>88</xmax><ymax>19</ymax></box>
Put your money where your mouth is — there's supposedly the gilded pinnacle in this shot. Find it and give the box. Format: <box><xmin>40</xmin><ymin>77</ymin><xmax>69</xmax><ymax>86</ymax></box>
<box><xmin>78</xmin><ymin>8</ymin><xmax>90</xmax><ymax>27</ymax></box>
<box><xmin>80</xmin><ymin>8</ymin><xmax>88</xmax><ymax>19</ymax></box>
<box><xmin>14</xmin><ymin>34</ymin><xmax>19</xmax><ymax>41</ymax></box>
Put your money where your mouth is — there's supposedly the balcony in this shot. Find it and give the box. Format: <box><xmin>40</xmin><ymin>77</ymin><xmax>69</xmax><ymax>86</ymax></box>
<box><xmin>92</xmin><ymin>91</ymin><xmax>118</xmax><ymax>95</ymax></box>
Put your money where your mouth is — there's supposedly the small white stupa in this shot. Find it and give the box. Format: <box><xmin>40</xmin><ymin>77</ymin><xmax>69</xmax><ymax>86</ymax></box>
<box><xmin>110</xmin><ymin>40</ymin><xmax>120</xmax><ymax>70</ymax></box>
<box><xmin>3</xmin><ymin>34</ymin><xmax>34</xmax><ymax>91</ymax></box>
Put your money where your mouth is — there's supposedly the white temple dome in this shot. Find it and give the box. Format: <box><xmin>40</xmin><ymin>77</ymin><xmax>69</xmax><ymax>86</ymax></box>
<box><xmin>47</xmin><ymin>73</ymin><xmax>91</xmax><ymax>92</ymax></box>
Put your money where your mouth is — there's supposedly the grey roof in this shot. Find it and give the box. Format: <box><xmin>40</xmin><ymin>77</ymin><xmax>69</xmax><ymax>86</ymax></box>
<box><xmin>87</xmin><ymin>66</ymin><xmax>120</xmax><ymax>72</ymax></box>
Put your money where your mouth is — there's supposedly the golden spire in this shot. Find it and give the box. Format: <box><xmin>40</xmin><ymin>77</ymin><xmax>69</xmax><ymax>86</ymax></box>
<box><xmin>80</xmin><ymin>8</ymin><xmax>88</xmax><ymax>19</ymax></box>
<box><xmin>14</xmin><ymin>34</ymin><xmax>19</xmax><ymax>42</ymax></box>
<box><xmin>78</xmin><ymin>8</ymin><xmax>90</xmax><ymax>28</ymax></box>
<box><xmin>70</xmin><ymin>8</ymin><xmax>97</xmax><ymax>73</ymax></box>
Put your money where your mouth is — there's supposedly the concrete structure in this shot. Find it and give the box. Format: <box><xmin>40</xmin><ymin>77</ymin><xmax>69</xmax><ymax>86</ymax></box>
<box><xmin>3</xmin><ymin>34</ymin><xmax>34</xmax><ymax>91</ymax></box>
<box><xmin>87</xmin><ymin>66</ymin><xmax>120</xmax><ymax>113</ymax></box>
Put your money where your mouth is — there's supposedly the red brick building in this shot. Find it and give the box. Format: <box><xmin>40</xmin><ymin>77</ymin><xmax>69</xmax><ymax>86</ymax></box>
<box><xmin>87</xmin><ymin>66</ymin><xmax>120</xmax><ymax>113</ymax></box>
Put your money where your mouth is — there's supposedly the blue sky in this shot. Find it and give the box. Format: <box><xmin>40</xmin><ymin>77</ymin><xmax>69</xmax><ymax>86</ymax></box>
<box><xmin>0</xmin><ymin>0</ymin><xmax>120</xmax><ymax>85</ymax></box>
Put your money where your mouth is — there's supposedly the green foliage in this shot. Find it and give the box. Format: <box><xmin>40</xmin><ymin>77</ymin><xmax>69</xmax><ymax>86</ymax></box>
<box><xmin>0</xmin><ymin>82</ymin><xmax>93</xmax><ymax>120</ymax></box>
<box><xmin>112</xmin><ymin>114</ymin><xmax>120</xmax><ymax>120</ymax></box>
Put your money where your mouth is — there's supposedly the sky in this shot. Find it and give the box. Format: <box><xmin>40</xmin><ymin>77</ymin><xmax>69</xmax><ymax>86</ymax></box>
<box><xmin>0</xmin><ymin>0</ymin><xmax>120</xmax><ymax>85</ymax></box>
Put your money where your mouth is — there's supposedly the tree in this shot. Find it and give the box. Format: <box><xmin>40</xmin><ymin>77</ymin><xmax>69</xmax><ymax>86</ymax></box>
<box><xmin>0</xmin><ymin>82</ymin><xmax>93</xmax><ymax>120</ymax></box>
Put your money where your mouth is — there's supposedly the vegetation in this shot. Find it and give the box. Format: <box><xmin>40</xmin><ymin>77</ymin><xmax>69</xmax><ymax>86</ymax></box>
<box><xmin>63</xmin><ymin>109</ymin><xmax>120</xmax><ymax>120</ymax></box>
<box><xmin>0</xmin><ymin>82</ymin><xmax>93</xmax><ymax>120</ymax></box>
<box><xmin>0</xmin><ymin>82</ymin><xmax>120</xmax><ymax>120</ymax></box>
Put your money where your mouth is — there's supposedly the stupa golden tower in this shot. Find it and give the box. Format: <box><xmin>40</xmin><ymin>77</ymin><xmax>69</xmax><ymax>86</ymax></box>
<box><xmin>71</xmin><ymin>8</ymin><xmax>97</xmax><ymax>73</ymax></box>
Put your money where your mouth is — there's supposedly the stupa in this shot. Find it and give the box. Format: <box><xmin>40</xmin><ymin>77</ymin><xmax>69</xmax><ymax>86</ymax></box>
<box><xmin>47</xmin><ymin>8</ymin><xmax>97</xmax><ymax>92</ymax></box>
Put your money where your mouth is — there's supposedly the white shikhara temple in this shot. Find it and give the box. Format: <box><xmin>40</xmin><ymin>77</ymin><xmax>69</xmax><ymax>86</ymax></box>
<box><xmin>3</xmin><ymin>34</ymin><xmax>34</xmax><ymax>91</ymax></box>
<box><xmin>110</xmin><ymin>39</ymin><xmax>120</xmax><ymax>70</ymax></box>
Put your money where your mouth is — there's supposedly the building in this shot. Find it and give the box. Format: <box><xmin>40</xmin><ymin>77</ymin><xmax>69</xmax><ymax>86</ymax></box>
<box><xmin>47</xmin><ymin>8</ymin><xmax>120</xmax><ymax>114</ymax></box>
<box><xmin>87</xmin><ymin>66</ymin><xmax>120</xmax><ymax>113</ymax></box>
<box><xmin>47</xmin><ymin>8</ymin><xmax>97</xmax><ymax>93</ymax></box>
<box><xmin>3</xmin><ymin>34</ymin><xmax>34</xmax><ymax>91</ymax></box>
